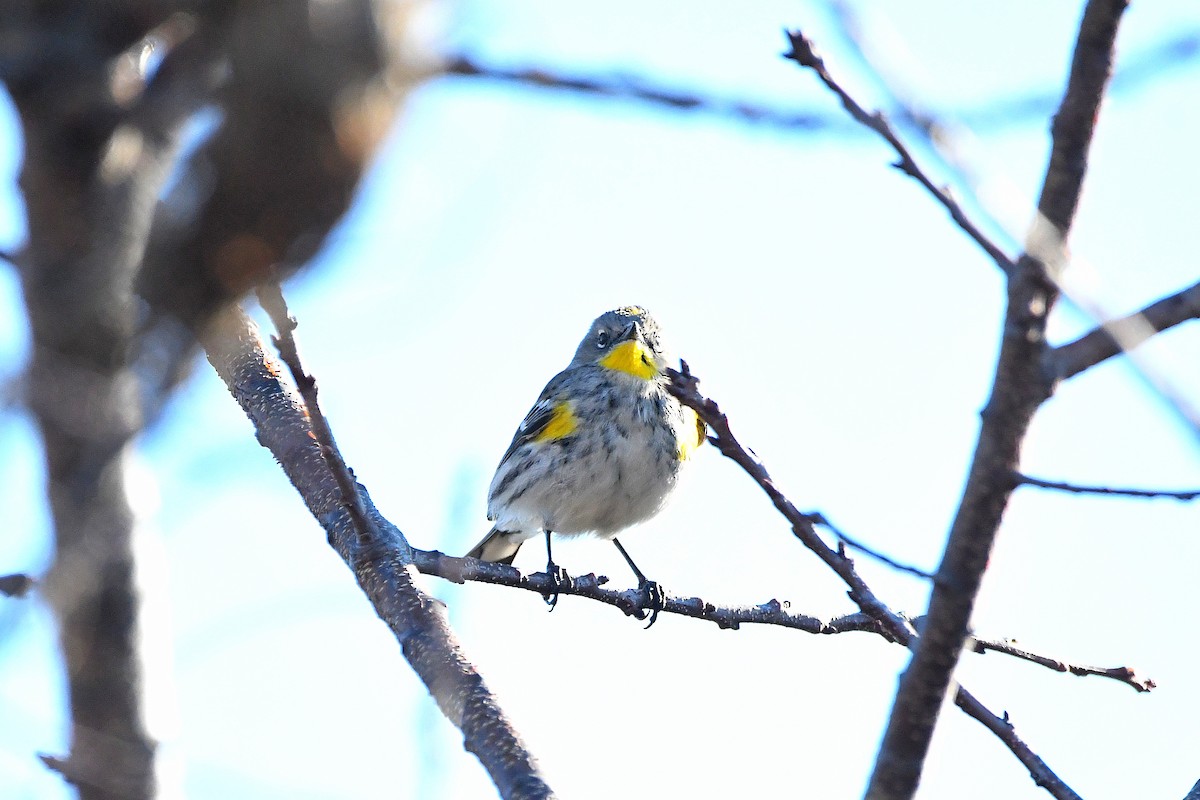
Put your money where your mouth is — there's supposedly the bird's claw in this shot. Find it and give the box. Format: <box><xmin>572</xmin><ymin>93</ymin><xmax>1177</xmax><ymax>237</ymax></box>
<box><xmin>636</xmin><ymin>579</ymin><xmax>666</xmax><ymax>629</ymax></box>
<box><xmin>542</xmin><ymin>564</ymin><xmax>570</xmax><ymax>611</ymax></box>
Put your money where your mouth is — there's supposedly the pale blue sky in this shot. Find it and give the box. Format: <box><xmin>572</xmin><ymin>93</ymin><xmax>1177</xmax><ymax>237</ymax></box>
<box><xmin>2</xmin><ymin>2</ymin><xmax>1199</xmax><ymax>798</ymax></box>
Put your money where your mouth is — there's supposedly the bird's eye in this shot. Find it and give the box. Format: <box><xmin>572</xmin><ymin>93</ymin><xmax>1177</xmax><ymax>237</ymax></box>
<box><xmin>596</xmin><ymin>330</ymin><xmax>609</xmax><ymax>349</ymax></box>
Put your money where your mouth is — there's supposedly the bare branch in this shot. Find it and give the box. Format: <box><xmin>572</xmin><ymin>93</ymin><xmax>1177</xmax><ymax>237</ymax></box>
<box><xmin>953</xmin><ymin>689</ymin><xmax>1084</xmax><ymax>800</ymax></box>
<box><xmin>415</xmin><ymin>548</ymin><xmax>887</xmax><ymax>635</ymax></box>
<box><xmin>782</xmin><ymin>29</ymin><xmax>1016</xmax><ymax>277</ymax></box>
<box><xmin>970</xmin><ymin>636</ymin><xmax>1154</xmax><ymax>692</ymax></box>
<box><xmin>8</xmin><ymin>6</ymin><xmax>193</xmax><ymax>795</ymax></box>
<box><xmin>1016</xmin><ymin>473</ymin><xmax>1200</xmax><ymax>501</ymax></box>
<box><xmin>823</xmin><ymin>2</ymin><xmax>1200</xmax><ymax>440</ymax></box>
<box><xmin>256</xmin><ymin>282</ymin><xmax>375</xmax><ymax>544</ymax></box>
<box><xmin>805</xmin><ymin>513</ymin><xmax>935</xmax><ymax>580</ymax></box>
<box><xmin>666</xmin><ymin>362</ymin><xmax>916</xmax><ymax>645</ymax></box>
<box><xmin>868</xmin><ymin>2</ymin><xmax>1129</xmax><ymax>797</ymax></box>
<box><xmin>443</xmin><ymin>54</ymin><xmax>841</xmax><ymax>131</ymax></box>
<box><xmin>202</xmin><ymin>307</ymin><xmax>555</xmax><ymax>800</ymax></box>
<box><xmin>1051</xmin><ymin>278</ymin><xmax>1200</xmax><ymax>380</ymax></box>
<box><xmin>664</xmin><ymin>364</ymin><xmax>1088</xmax><ymax>796</ymax></box>
<box><xmin>442</xmin><ymin>29</ymin><xmax>1200</xmax><ymax>136</ymax></box>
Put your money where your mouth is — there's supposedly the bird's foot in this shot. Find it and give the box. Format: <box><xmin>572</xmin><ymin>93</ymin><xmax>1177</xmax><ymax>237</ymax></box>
<box><xmin>635</xmin><ymin>579</ymin><xmax>666</xmax><ymax>629</ymax></box>
<box><xmin>541</xmin><ymin>563</ymin><xmax>571</xmax><ymax>611</ymax></box>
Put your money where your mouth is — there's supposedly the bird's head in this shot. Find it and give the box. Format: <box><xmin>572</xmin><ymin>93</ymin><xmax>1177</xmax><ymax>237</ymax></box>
<box><xmin>570</xmin><ymin>306</ymin><xmax>666</xmax><ymax>380</ymax></box>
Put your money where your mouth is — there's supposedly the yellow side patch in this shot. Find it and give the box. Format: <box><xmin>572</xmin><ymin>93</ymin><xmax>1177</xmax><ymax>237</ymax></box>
<box><xmin>599</xmin><ymin>339</ymin><xmax>657</xmax><ymax>380</ymax></box>
<box><xmin>677</xmin><ymin>406</ymin><xmax>706</xmax><ymax>460</ymax></box>
<box><xmin>533</xmin><ymin>401</ymin><xmax>578</xmax><ymax>442</ymax></box>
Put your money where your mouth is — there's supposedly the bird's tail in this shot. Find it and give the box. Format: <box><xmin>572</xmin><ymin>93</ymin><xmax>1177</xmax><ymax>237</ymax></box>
<box><xmin>466</xmin><ymin>527</ymin><xmax>523</xmax><ymax>564</ymax></box>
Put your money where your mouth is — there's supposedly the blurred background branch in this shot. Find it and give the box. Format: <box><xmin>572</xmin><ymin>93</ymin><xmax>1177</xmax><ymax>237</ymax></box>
<box><xmin>2</xmin><ymin>1</ymin><xmax>409</xmax><ymax>796</ymax></box>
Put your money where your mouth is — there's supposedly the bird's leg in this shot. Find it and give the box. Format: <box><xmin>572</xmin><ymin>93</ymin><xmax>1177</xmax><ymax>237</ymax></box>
<box><xmin>612</xmin><ymin>538</ymin><xmax>665</xmax><ymax>628</ymax></box>
<box><xmin>542</xmin><ymin>530</ymin><xmax>569</xmax><ymax>610</ymax></box>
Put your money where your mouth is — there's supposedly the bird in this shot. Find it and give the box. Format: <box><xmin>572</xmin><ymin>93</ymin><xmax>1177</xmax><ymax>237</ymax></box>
<box><xmin>466</xmin><ymin>305</ymin><xmax>705</xmax><ymax>624</ymax></box>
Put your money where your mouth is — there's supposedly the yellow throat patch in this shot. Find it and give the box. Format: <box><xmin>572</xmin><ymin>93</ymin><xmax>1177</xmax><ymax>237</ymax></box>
<box><xmin>599</xmin><ymin>339</ymin><xmax>657</xmax><ymax>380</ymax></box>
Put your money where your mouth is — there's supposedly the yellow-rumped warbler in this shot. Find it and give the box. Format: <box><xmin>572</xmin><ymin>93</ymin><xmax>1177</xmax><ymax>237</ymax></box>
<box><xmin>467</xmin><ymin>306</ymin><xmax>704</xmax><ymax>617</ymax></box>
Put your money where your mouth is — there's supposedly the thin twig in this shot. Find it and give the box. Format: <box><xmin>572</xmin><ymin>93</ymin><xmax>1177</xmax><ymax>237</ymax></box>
<box><xmin>442</xmin><ymin>30</ymin><xmax>1200</xmax><ymax>137</ymax></box>
<box><xmin>666</xmin><ymin>361</ymin><xmax>916</xmax><ymax>645</ymax></box>
<box><xmin>256</xmin><ymin>282</ymin><xmax>375</xmax><ymax>544</ymax></box>
<box><xmin>970</xmin><ymin>635</ymin><xmax>1154</xmax><ymax>692</ymax></box>
<box><xmin>824</xmin><ymin>3</ymin><xmax>1200</xmax><ymax>440</ymax></box>
<box><xmin>805</xmin><ymin>512</ymin><xmax>935</xmax><ymax>580</ymax></box>
<box><xmin>443</xmin><ymin>55</ymin><xmax>843</xmax><ymax>131</ymax></box>
<box><xmin>953</xmin><ymin>689</ymin><xmax>1084</xmax><ymax>800</ymax></box>
<box><xmin>665</xmin><ymin>363</ymin><xmax>1089</xmax><ymax>796</ymax></box>
<box><xmin>1016</xmin><ymin>473</ymin><xmax>1200</xmax><ymax>501</ymax></box>
<box><xmin>782</xmin><ymin>29</ymin><xmax>1016</xmax><ymax>277</ymax></box>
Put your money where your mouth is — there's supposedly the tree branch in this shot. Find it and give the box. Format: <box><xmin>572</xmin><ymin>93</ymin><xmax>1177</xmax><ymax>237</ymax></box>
<box><xmin>664</xmin><ymin>364</ymin><xmax>1088</xmax><ymax>796</ymax></box>
<box><xmin>256</xmin><ymin>281</ymin><xmax>375</xmax><ymax>544</ymax></box>
<box><xmin>414</xmin><ymin>548</ymin><xmax>887</xmax><ymax>634</ymax></box>
<box><xmin>867</xmin><ymin>2</ymin><xmax>1129</xmax><ymax>797</ymax></box>
<box><xmin>953</xmin><ymin>690</ymin><xmax>1083</xmax><ymax>800</ymax></box>
<box><xmin>782</xmin><ymin>29</ymin><xmax>1016</xmax><ymax>277</ymax></box>
<box><xmin>666</xmin><ymin>363</ymin><xmax>916</xmax><ymax>645</ymax></box>
<box><xmin>969</xmin><ymin>635</ymin><xmax>1154</xmax><ymax>692</ymax></box>
<box><xmin>1015</xmin><ymin>473</ymin><xmax>1200</xmax><ymax>501</ymax></box>
<box><xmin>202</xmin><ymin>307</ymin><xmax>555</xmax><ymax>800</ymax></box>
<box><xmin>1051</xmin><ymin>278</ymin><xmax>1200</xmax><ymax>380</ymax></box>
<box><xmin>7</xmin><ymin>6</ymin><xmax>192</xmax><ymax>795</ymax></box>
<box><xmin>416</xmin><ymin>547</ymin><xmax>1152</xmax><ymax>697</ymax></box>
<box><xmin>212</xmin><ymin>304</ymin><xmax>1108</xmax><ymax>800</ymax></box>
<box><xmin>442</xmin><ymin>54</ymin><xmax>843</xmax><ymax>131</ymax></box>
<box><xmin>819</xmin><ymin>2</ymin><xmax>1200</xmax><ymax>439</ymax></box>
<box><xmin>805</xmin><ymin>513</ymin><xmax>935</xmax><ymax>580</ymax></box>
<box><xmin>441</xmin><ymin>30</ymin><xmax>1200</xmax><ymax>136</ymax></box>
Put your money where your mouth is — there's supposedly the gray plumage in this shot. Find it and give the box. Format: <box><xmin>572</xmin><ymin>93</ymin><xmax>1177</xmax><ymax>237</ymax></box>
<box><xmin>467</xmin><ymin>306</ymin><xmax>703</xmax><ymax>565</ymax></box>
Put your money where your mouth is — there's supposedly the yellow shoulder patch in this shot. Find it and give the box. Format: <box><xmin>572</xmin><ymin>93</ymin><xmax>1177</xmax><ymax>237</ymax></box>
<box><xmin>677</xmin><ymin>407</ymin><xmax>706</xmax><ymax>461</ymax></box>
<box><xmin>533</xmin><ymin>401</ymin><xmax>578</xmax><ymax>442</ymax></box>
<box><xmin>599</xmin><ymin>339</ymin><xmax>657</xmax><ymax>380</ymax></box>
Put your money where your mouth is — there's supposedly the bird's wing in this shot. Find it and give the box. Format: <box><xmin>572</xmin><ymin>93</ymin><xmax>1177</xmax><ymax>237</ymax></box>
<box><xmin>498</xmin><ymin>370</ymin><xmax>578</xmax><ymax>464</ymax></box>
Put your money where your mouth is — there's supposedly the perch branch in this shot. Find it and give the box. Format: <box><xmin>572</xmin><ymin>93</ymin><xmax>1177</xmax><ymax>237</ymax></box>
<box><xmin>415</xmin><ymin>548</ymin><xmax>886</xmax><ymax>635</ymax></box>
